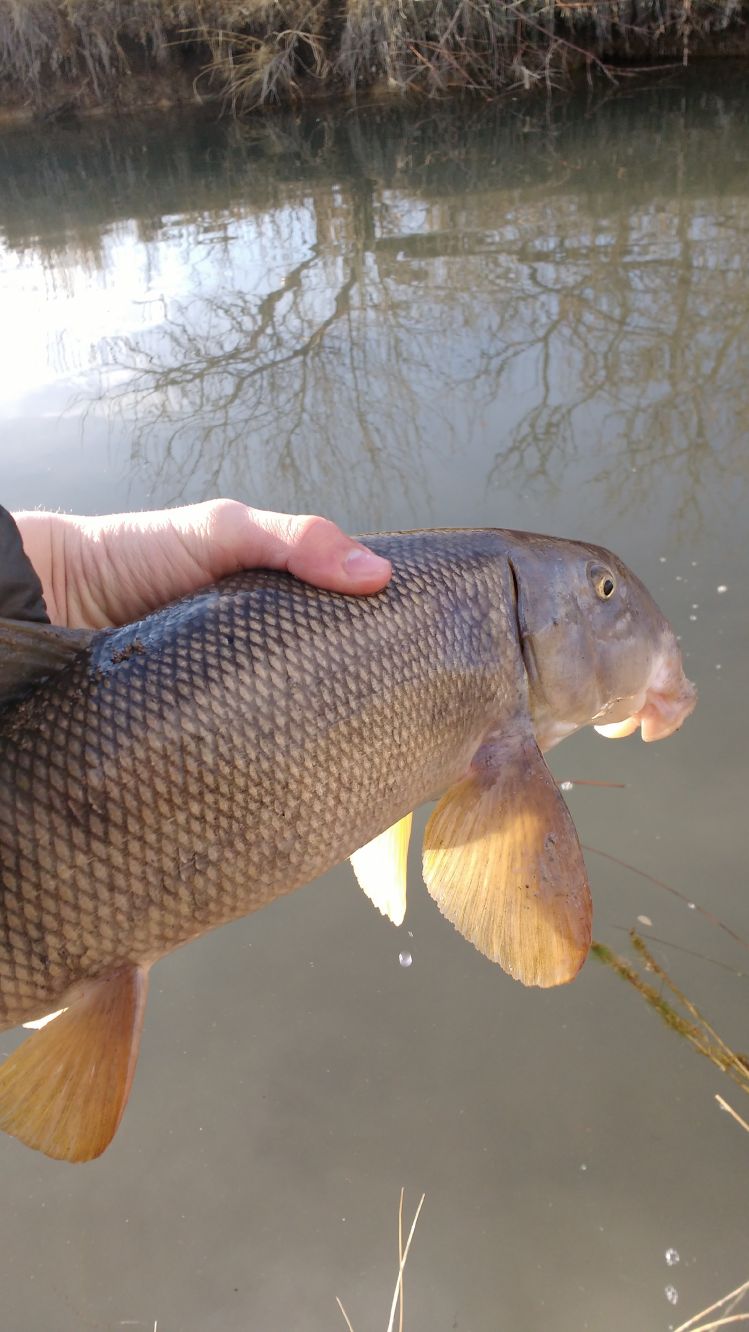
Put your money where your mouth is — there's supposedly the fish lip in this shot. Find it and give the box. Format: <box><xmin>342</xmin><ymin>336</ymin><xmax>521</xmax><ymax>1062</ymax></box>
<box><xmin>636</xmin><ymin>678</ymin><xmax>698</xmax><ymax>741</ymax></box>
<box><xmin>594</xmin><ymin>677</ymin><xmax>698</xmax><ymax>742</ymax></box>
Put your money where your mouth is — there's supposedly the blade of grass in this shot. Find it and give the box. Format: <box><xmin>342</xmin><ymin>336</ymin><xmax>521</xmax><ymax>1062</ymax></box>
<box><xmin>397</xmin><ymin>1188</ymin><xmax>404</xmax><ymax>1332</ymax></box>
<box><xmin>336</xmin><ymin>1295</ymin><xmax>356</xmax><ymax>1332</ymax></box>
<box><xmin>674</xmin><ymin>1316</ymin><xmax>749</xmax><ymax>1331</ymax></box>
<box><xmin>385</xmin><ymin>1194</ymin><xmax>425</xmax><ymax>1332</ymax></box>
<box><xmin>716</xmin><ymin>1095</ymin><xmax>749</xmax><ymax>1136</ymax></box>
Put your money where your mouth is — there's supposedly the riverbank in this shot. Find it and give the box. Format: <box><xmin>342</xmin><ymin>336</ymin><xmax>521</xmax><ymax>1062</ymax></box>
<box><xmin>0</xmin><ymin>0</ymin><xmax>746</xmax><ymax>122</ymax></box>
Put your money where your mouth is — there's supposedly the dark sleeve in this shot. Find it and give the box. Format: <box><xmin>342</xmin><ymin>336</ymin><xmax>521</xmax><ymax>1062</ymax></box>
<box><xmin>0</xmin><ymin>506</ymin><xmax>50</xmax><ymax>623</ymax></box>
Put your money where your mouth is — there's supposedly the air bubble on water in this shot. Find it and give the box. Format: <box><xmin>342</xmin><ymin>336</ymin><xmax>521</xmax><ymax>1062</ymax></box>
<box><xmin>691</xmin><ymin>560</ymin><xmax>698</xmax><ymax>567</ymax></box>
<box><xmin>688</xmin><ymin>902</ymin><xmax>696</xmax><ymax>910</ymax></box>
<box><xmin>659</xmin><ymin>556</ymin><xmax>667</xmax><ymax>563</ymax></box>
<box><xmin>637</xmin><ymin>915</ymin><xmax>653</xmax><ymax>927</ymax></box>
<box><xmin>716</xmin><ymin>664</ymin><xmax>722</xmax><ymax>670</ymax></box>
<box><xmin>691</xmin><ymin>603</ymin><xmax>699</xmax><ymax>610</ymax></box>
<box><xmin>717</xmin><ymin>585</ymin><xmax>728</xmax><ymax>594</ymax></box>
<box><xmin>665</xmin><ymin>1286</ymin><xmax>679</xmax><ymax>1306</ymax></box>
<box><xmin>407</xmin><ymin>930</ymin><xmax>414</xmax><ymax>938</ymax></box>
<box><xmin>675</xmin><ymin>575</ymin><xmax>683</xmax><ymax>581</ymax></box>
<box><xmin>399</xmin><ymin>951</ymin><xmax>413</xmax><ymax>968</ymax></box>
<box><xmin>559</xmin><ymin>780</ymin><xmax>574</xmax><ymax>791</ymax></box>
<box><xmin>689</xmin><ymin>615</ymin><xmax>697</xmax><ymax>622</ymax></box>
<box><xmin>579</xmin><ymin>1163</ymin><xmax>587</xmax><ymax>1172</ymax></box>
<box><xmin>665</xmin><ymin>1248</ymin><xmax>680</xmax><ymax>1266</ymax></box>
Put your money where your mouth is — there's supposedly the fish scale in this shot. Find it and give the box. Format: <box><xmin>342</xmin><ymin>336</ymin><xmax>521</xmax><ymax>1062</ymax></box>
<box><xmin>0</xmin><ymin>527</ymin><xmax>696</xmax><ymax>1160</ymax></box>
<box><xmin>0</xmin><ymin>530</ymin><xmax>510</xmax><ymax>1030</ymax></box>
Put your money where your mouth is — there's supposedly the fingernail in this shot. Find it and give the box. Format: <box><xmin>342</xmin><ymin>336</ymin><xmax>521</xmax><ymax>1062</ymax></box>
<box><xmin>342</xmin><ymin>547</ymin><xmax>391</xmax><ymax>578</ymax></box>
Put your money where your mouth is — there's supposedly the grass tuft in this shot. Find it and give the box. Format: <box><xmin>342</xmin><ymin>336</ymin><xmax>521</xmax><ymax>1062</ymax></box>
<box><xmin>592</xmin><ymin>931</ymin><xmax>749</xmax><ymax>1095</ymax></box>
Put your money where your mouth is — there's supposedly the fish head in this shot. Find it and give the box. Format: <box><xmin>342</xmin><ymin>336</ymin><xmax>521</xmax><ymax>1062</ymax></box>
<box><xmin>506</xmin><ymin>534</ymin><xmax>697</xmax><ymax>752</ymax></box>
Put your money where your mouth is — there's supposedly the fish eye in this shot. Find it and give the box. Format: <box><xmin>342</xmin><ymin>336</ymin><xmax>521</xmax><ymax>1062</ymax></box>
<box><xmin>589</xmin><ymin>564</ymin><xmax>617</xmax><ymax>600</ymax></box>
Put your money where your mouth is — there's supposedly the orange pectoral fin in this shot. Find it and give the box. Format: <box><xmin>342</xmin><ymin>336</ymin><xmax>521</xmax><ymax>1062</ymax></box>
<box><xmin>422</xmin><ymin>735</ymin><xmax>592</xmax><ymax>987</ymax></box>
<box><xmin>0</xmin><ymin>966</ymin><xmax>149</xmax><ymax>1162</ymax></box>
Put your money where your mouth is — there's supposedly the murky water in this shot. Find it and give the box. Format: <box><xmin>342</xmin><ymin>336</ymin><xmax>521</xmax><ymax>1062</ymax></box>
<box><xmin>1</xmin><ymin>74</ymin><xmax>748</xmax><ymax>1331</ymax></box>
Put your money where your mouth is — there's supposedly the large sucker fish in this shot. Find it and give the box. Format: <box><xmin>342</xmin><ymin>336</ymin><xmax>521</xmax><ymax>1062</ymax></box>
<box><xmin>0</xmin><ymin>529</ymin><xmax>696</xmax><ymax>1162</ymax></box>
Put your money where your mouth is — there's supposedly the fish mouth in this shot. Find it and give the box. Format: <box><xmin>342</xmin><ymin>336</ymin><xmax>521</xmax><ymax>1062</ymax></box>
<box><xmin>594</xmin><ymin>664</ymin><xmax>697</xmax><ymax>743</ymax></box>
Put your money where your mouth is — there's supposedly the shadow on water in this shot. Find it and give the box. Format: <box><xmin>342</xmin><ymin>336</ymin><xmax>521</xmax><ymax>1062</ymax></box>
<box><xmin>1</xmin><ymin>77</ymin><xmax>748</xmax><ymax>529</ymax></box>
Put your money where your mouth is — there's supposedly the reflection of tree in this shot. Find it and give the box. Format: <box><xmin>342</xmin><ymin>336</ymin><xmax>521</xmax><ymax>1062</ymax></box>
<box><xmin>99</xmin><ymin>147</ymin><xmax>749</xmax><ymax>530</ymax></box>
<box><xmin>482</xmin><ymin>196</ymin><xmax>749</xmax><ymax>533</ymax></box>
<box><xmin>100</xmin><ymin>176</ymin><xmax>452</xmax><ymax>518</ymax></box>
<box><xmin>6</xmin><ymin>83</ymin><xmax>745</xmax><ymax>530</ymax></box>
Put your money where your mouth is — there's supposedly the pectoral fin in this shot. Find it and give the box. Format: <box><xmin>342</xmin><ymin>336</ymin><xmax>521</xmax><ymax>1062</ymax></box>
<box><xmin>0</xmin><ymin>966</ymin><xmax>149</xmax><ymax>1162</ymax></box>
<box><xmin>422</xmin><ymin>735</ymin><xmax>592</xmax><ymax>987</ymax></box>
<box><xmin>351</xmin><ymin>813</ymin><xmax>413</xmax><ymax>926</ymax></box>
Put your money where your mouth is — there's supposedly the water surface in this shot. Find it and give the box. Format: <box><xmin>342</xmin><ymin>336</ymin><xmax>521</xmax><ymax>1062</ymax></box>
<box><xmin>0</xmin><ymin>76</ymin><xmax>747</xmax><ymax>1331</ymax></box>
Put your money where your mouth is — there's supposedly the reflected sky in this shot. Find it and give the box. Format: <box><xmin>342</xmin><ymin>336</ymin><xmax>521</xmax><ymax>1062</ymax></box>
<box><xmin>0</xmin><ymin>75</ymin><xmax>748</xmax><ymax>1332</ymax></box>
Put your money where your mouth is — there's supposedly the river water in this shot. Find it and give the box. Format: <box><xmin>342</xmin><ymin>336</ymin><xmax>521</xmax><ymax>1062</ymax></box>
<box><xmin>0</xmin><ymin>73</ymin><xmax>747</xmax><ymax>1331</ymax></box>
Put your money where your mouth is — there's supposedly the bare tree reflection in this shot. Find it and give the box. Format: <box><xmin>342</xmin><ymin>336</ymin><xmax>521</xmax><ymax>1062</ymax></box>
<box><xmin>99</xmin><ymin>186</ymin><xmax>749</xmax><ymax>530</ymax></box>
<box><xmin>4</xmin><ymin>88</ymin><xmax>745</xmax><ymax>531</ymax></box>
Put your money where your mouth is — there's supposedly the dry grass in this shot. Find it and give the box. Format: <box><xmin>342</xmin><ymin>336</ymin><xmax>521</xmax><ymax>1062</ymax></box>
<box><xmin>594</xmin><ymin>929</ymin><xmax>749</xmax><ymax>1331</ymax></box>
<box><xmin>196</xmin><ymin>15</ymin><xmax>330</xmax><ymax>113</ymax></box>
<box><xmin>0</xmin><ymin>0</ymin><xmax>747</xmax><ymax>116</ymax></box>
<box><xmin>674</xmin><ymin>1276</ymin><xmax>749</xmax><ymax>1331</ymax></box>
<box><xmin>592</xmin><ymin>931</ymin><xmax>749</xmax><ymax>1096</ymax></box>
<box><xmin>336</xmin><ymin>1190</ymin><xmax>426</xmax><ymax>1332</ymax></box>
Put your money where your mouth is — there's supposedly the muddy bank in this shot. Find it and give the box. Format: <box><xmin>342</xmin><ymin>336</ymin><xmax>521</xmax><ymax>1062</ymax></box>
<box><xmin>0</xmin><ymin>0</ymin><xmax>747</xmax><ymax>122</ymax></box>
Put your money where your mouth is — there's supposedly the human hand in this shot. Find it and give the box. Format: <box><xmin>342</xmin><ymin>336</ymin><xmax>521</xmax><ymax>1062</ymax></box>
<box><xmin>13</xmin><ymin>500</ymin><xmax>392</xmax><ymax>630</ymax></box>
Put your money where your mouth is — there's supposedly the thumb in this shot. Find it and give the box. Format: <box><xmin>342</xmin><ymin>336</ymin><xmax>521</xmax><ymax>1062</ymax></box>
<box><xmin>194</xmin><ymin>501</ymin><xmax>392</xmax><ymax>595</ymax></box>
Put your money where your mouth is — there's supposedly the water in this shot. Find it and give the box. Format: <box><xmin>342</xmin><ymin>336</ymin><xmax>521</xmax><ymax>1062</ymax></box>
<box><xmin>1</xmin><ymin>74</ymin><xmax>748</xmax><ymax>1331</ymax></box>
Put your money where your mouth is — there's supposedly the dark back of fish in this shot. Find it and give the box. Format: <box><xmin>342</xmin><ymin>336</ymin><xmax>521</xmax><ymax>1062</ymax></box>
<box><xmin>0</xmin><ymin>531</ymin><xmax>516</xmax><ymax>1028</ymax></box>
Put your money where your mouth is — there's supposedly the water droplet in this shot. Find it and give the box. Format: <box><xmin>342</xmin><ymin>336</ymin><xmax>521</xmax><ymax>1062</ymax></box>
<box><xmin>665</xmin><ymin>1285</ymin><xmax>679</xmax><ymax>1306</ymax></box>
<box><xmin>399</xmin><ymin>951</ymin><xmax>413</xmax><ymax>968</ymax></box>
<box><xmin>665</xmin><ymin>1248</ymin><xmax>680</xmax><ymax>1266</ymax></box>
<box><xmin>637</xmin><ymin>915</ymin><xmax>653</xmax><ymax>927</ymax></box>
<box><xmin>559</xmin><ymin>780</ymin><xmax>574</xmax><ymax>791</ymax></box>
<box><xmin>717</xmin><ymin>585</ymin><xmax>728</xmax><ymax>594</ymax></box>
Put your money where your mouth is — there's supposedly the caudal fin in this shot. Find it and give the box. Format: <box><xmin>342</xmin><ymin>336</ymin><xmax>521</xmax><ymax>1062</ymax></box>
<box><xmin>0</xmin><ymin>966</ymin><xmax>149</xmax><ymax>1161</ymax></box>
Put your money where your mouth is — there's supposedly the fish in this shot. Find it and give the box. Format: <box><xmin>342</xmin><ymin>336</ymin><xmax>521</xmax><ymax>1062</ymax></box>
<box><xmin>0</xmin><ymin>529</ymin><xmax>695</xmax><ymax>1162</ymax></box>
